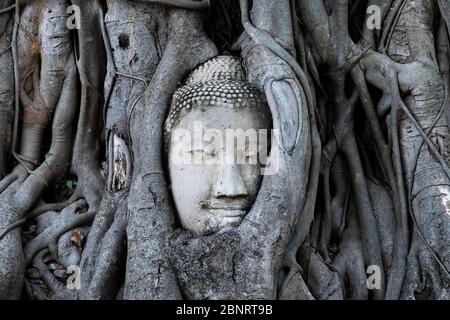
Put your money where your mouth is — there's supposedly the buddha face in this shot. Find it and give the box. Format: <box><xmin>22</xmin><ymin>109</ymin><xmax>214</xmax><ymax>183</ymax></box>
<box><xmin>168</xmin><ymin>105</ymin><xmax>270</xmax><ymax>235</ymax></box>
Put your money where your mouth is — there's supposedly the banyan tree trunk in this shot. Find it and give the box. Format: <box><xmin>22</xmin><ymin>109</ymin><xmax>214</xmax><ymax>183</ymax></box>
<box><xmin>0</xmin><ymin>0</ymin><xmax>13</xmax><ymax>179</ymax></box>
<box><xmin>0</xmin><ymin>0</ymin><xmax>450</xmax><ymax>300</ymax></box>
<box><xmin>387</xmin><ymin>0</ymin><xmax>450</xmax><ymax>299</ymax></box>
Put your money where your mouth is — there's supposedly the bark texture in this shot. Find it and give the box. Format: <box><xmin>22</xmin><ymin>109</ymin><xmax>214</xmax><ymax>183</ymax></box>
<box><xmin>0</xmin><ymin>0</ymin><xmax>449</xmax><ymax>300</ymax></box>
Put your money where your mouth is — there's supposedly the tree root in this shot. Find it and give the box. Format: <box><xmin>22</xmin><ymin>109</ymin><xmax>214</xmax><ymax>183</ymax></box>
<box><xmin>71</xmin><ymin>0</ymin><xmax>105</xmax><ymax>211</ymax></box>
<box><xmin>82</xmin><ymin>199</ymin><xmax>127</xmax><ymax>299</ymax></box>
<box><xmin>333</xmin><ymin>207</ymin><xmax>369</xmax><ymax>300</ymax></box>
<box><xmin>0</xmin><ymin>171</ymin><xmax>17</xmax><ymax>194</ymax></box>
<box><xmin>31</xmin><ymin>249</ymin><xmax>77</xmax><ymax>300</ymax></box>
<box><xmin>25</xmin><ymin>210</ymin><xmax>95</xmax><ymax>264</ymax></box>
<box><xmin>0</xmin><ymin>3</ymin><xmax>14</xmax><ymax>14</ymax></box>
<box><xmin>298</xmin><ymin>240</ymin><xmax>344</xmax><ymax>300</ymax></box>
<box><xmin>0</xmin><ymin>188</ymin><xmax>83</xmax><ymax>242</ymax></box>
<box><xmin>79</xmin><ymin>191</ymin><xmax>126</xmax><ymax>299</ymax></box>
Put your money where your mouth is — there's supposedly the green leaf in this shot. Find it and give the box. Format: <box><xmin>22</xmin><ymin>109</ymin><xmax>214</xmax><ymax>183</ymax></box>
<box><xmin>45</xmin><ymin>152</ymin><xmax>54</xmax><ymax>160</ymax></box>
<box><xmin>66</xmin><ymin>180</ymin><xmax>74</xmax><ymax>190</ymax></box>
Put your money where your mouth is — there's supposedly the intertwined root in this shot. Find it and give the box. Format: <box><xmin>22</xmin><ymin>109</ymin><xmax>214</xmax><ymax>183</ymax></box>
<box><xmin>2</xmin><ymin>0</ymin><xmax>450</xmax><ymax>301</ymax></box>
<box><xmin>0</xmin><ymin>1</ymin><xmax>14</xmax><ymax>179</ymax></box>
<box><xmin>0</xmin><ymin>0</ymin><xmax>84</xmax><ymax>299</ymax></box>
<box><xmin>2</xmin><ymin>0</ymin><xmax>218</xmax><ymax>300</ymax></box>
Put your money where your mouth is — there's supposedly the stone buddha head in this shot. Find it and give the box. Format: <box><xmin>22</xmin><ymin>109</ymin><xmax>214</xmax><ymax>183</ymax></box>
<box><xmin>164</xmin><ymin>56</ymin><xmax>271</xmax><ymax>235</ymax></box>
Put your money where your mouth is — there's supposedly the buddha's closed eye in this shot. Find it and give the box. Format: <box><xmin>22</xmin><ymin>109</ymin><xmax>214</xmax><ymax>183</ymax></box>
<box><xmin>188</xmin><ymin>144</ymin><xmax>216</xmax><ymax>157</ymax></box>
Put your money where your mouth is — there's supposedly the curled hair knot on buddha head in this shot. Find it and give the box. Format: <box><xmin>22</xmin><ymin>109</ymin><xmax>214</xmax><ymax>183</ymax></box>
<box><xmin>164</xmin><ymin>55</ymin><xmax>269</xmax><ymax>149</ymax></box>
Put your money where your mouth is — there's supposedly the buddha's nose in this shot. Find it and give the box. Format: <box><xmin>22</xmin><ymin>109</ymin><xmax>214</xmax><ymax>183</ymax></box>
<box><xmin>212</xmin><ymin>163</ymin><xmax>249</xmax><ymax>199</ymax></box>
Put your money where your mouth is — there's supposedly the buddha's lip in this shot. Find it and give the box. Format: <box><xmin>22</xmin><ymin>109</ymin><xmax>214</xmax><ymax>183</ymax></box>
<box><xmin>201</xmin><ymin>201</ymin><xmax>251</xmax><ymax>212</ymax></box>
<box><xmin>207</xmin><ymin>205</ymin><xmax>248</xmax><ymax>210</ymax></box>
<box><xmin>207</xmin><ymin>208</ymin><xmax>247</xmax><ymax>217</ymax></box>
<box><xmin>201</xmin><ymin>202</ymin><xmax>249</xmax><ymax>217</ymax></box>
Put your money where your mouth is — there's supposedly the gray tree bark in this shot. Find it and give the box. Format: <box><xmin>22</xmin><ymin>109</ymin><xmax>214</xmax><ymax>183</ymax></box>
<box><xmin>0</xmin><ymin>0</ymin><xmax>449</xmax><ymax>300</ymax></box>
